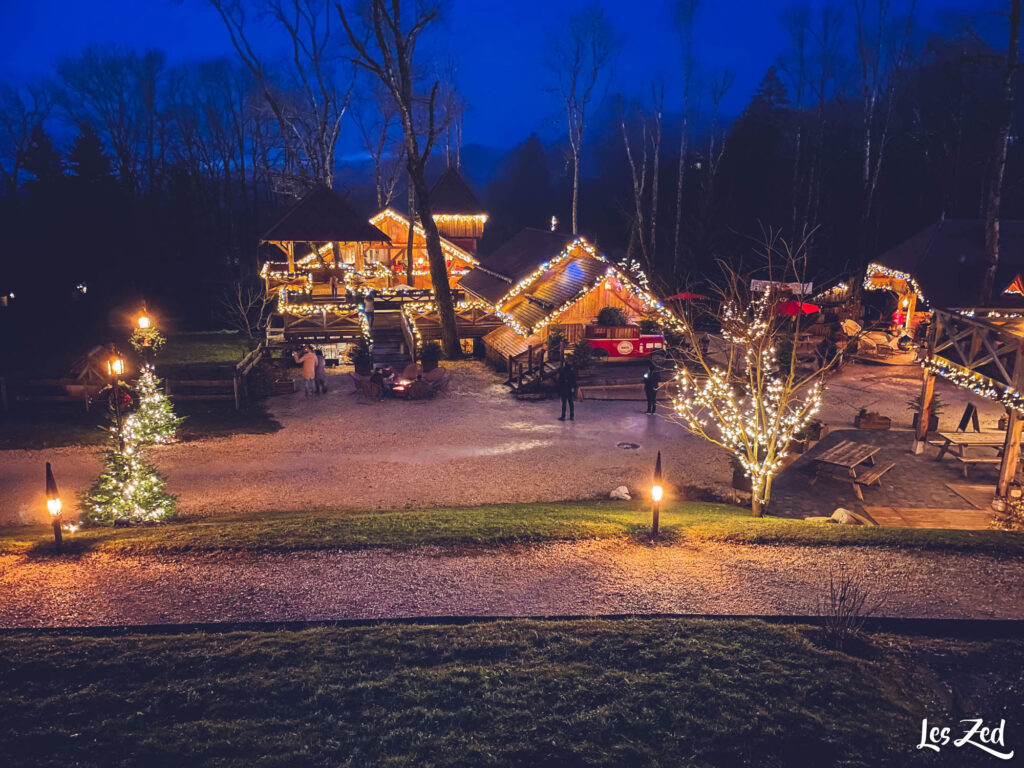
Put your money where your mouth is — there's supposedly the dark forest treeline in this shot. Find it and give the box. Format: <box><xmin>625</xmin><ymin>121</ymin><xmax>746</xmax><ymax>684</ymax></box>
<box><xmin>0</xmin><ymin>1</ymin><xmax>1021</xmax><ymax>366</ymax></box>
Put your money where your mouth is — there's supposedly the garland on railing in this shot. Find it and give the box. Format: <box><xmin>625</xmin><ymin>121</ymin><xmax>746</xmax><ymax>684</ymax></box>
<box><xmin>922</xmin><ymin>355</ymin><xmax>1024</xmax><ymax>414</ymax></box>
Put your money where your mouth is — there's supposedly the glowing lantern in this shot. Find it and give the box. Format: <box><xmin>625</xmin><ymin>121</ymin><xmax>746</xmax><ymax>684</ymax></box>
<box><xmin>45</xmin><ymin>462</ymin><xmax>64</xmax><ymax>553</ymax></box>
<box><xmin>137</xmin><ymin>314</ymin><xmax>152</xmax><ymax>330</ymax></box>
<box><xmin>651</xmin><ymin>450</ymin><xmax>663</xmax><ymax>539</ymax></box>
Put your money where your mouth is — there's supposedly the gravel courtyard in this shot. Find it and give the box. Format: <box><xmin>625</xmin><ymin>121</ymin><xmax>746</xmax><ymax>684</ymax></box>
<box><xmin>2</xmin><ymin>539</ymin><xmax>1022</xmax><ymax>627</ymax></box>
<box><xmin>0</xmin><ymin>362</ymin><xmax>730</xmax><ymax>525</ymax></box>
<box><xmin>0</xmin><ymin>359</ymin><xmax>1003</xmax><ymax>525</ymax></box>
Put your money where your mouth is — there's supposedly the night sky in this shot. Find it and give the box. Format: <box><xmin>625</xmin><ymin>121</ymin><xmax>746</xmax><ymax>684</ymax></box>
<box><xmin>0</xmin><ymin>0</ymin><xmax>990</xmax><ymax>149</ymax></box>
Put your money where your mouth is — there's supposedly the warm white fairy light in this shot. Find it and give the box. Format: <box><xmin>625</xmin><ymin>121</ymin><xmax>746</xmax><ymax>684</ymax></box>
<box><xmin>371</xmin><ymin>209</ymin><xmax>479</xmax><ymax>266</ymax></box>
<box><xmin>865</xmin><ymin>263</ymin><xmax>926</xmax><ymax>303</ymax></box>
<box><xmin>670</xmin><ymin>287</ymin><xmax>823</xmax><ymax>511</ymax></box>
<box><xmin>923</xmin><ymin>355</ymin><xmax>1024</xmax><ymax>415</ymax></box>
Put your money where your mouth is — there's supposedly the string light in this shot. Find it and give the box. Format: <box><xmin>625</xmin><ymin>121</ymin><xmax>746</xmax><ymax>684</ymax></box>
<box><xmin>922</xmin><ymin>355</ymin><xmax>1024</xmax><ymax>415</ymax></box>
<box><xmin>865</xmin><ymin>263</ymin><xmax>926</xmax><ymax>303</ymax></box>
<box><xmin>371</xmin><ymin>209</ymin><xmax>480</xmax><ymax>266</ymax></box>
<box><xmin>669</xmin><ymin>287</ymin><xmax>823</xmax><ymax>511</ymax></box>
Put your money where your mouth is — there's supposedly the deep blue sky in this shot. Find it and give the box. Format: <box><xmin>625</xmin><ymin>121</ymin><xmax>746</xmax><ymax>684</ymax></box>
<box><xmin>0</xmin><ymin>0</ymin><xmax>989</xmax><ymax>149</ymax></box>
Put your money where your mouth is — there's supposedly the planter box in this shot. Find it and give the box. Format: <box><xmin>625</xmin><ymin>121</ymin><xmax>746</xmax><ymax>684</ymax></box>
<box><xmin>854</xmin><ymin>413</ymin><xmax>891</xmax><ymax>430</ymax></box>
<box><xmin>273</xmin><ymin>379</ymin><xmax>296</xmax><ymax>395</ymax></box>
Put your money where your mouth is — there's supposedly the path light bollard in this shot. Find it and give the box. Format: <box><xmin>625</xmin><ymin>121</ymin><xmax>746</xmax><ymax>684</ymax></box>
<box><xmin>45</xmin><ymin>462</ymin><xmax>62</xmax><ymax>553</ymax></box>
<box><xmin>651</xmin><ymin>451</ymin><xmax>663</xmax><ymax>540</ymax></box>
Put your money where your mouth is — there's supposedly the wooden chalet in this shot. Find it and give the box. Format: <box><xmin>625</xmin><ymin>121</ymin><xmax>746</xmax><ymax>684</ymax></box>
<box><xmin>459</xmin><ymin>229</ymin><xmax>682</xmax><ymax>370</ymax></box>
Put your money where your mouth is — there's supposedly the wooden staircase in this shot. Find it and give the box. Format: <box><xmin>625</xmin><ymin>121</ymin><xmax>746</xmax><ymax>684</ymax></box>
<box><xmin>370</xmin><ymin>311</ymin><xmax>413</xmax><ymax>367</ymax></box>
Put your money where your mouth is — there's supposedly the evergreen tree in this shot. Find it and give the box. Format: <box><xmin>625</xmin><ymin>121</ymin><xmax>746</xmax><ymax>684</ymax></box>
<box><xmin>79</xmin><ymin>401</ymin><xmax>178</xmax><ymax>526</ymax></box>
<box><xmin>68</xmin><ymin>122</ymin><xmax>113</xmax><ymax>183</ymax></box>
<box><xmin>23</xmin><ymin>124</ymin><xmax>63</xmax><ymax>185</ymax></box>
<box><xmin>126</xmin><ymin>364</ymin><xmax>182</xmax><ymax>446</ymax></box>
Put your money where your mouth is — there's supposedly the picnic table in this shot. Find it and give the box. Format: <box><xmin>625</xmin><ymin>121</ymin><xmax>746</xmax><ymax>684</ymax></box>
<box><xmin>809</xmin><ymin>439</ymin><xmax>894</xmax><ymax>501</ymax></box>
<box><xmin>932</xmin><ymin>431</ymin><xmax>1008</xmax><ymax>477</ymax></box>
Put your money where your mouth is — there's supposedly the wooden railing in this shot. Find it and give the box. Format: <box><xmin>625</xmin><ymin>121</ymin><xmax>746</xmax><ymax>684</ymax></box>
<box><xmin>507</xmin><ymin>343</ymin><xmax>554</xmax><ymax>387</ymax></box>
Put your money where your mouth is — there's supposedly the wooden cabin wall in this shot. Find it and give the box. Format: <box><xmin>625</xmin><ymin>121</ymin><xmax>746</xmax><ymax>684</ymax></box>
<box><xmin>552</xmin><ymin>283</ymin><xmax>644</xmax><ymax>328</ymax></box>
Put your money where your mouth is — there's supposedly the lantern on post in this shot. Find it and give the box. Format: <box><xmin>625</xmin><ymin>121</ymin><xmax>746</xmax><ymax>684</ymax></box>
<box><xmin>651</xmin><ymin>450</ymin><xmax>663</xmax><ymax>539</ymax></box>
<box><xmin>45</xmin><ymin>462</ymin><xmax>63</xmax><ymax>553</ymax></box>
<box><xmin>107</xmin><ymin>351</ymin><xmax>127</xmax><ymax>454</ymax></box>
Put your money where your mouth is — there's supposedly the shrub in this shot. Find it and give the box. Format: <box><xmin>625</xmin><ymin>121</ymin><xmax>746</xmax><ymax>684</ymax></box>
<box><xmin>420</xmin><ymin>340</ymin><xmax>442</xmax><ymax>371</ymax></box>
<box><xmin>346</xmin><ymin>337</ymin><xmax>371</xmax><ymax>367</ymax></box>
<box><xmin>569</xmin><ymin>339</ymin><xmax>594</xmax><ymax>372</ymax></box>
<box><xmin>906</xmin><ymin>392</ymin><xmax>945</xmax><ymax>416</ymax></box>
<box><xmin>597</xmin><ymin>306</ymin><xmax>628</xmax><ymax>326</ymax></box>
<box><xmin>816</xmin><ymin>564</ymin><xmax>883</xmax><ymax>650</ymax></box>
<box><xmin>639</xmin><ymin>319</ymin><xmax>661</xmax><ymax>335</ymax></box>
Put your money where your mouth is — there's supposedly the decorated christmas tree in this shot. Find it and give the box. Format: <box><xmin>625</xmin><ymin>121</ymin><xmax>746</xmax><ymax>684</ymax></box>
<box><xmin>79</xmin><ymin>402</ymin><xmax>178</xmax><ymax>526</ymax></box>
<box><xmin>126</xmin><ymin>364</ymin><xmax>182</xmax><ymax>446</ymax></box>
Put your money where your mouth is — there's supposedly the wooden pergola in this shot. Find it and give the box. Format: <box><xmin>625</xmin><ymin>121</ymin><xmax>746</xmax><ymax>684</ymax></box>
<box><xmin>915</xmin><ymin>308</ymin><xmax>1024</xmax><ymax>496</ymax></box>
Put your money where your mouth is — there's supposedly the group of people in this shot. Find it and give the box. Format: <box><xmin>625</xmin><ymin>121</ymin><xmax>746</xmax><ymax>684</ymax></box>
<box><xmin>292</xmin><ymin>346</ymin><xmax>328</xmax><ymax>396</ymax></box>
<box><xmin>554</xmin><ymin>361</ymin><xmax>661</xmax><ymax>421</ymax></box>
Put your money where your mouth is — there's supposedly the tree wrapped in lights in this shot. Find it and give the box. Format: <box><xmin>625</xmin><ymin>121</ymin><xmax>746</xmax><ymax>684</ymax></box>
<box><xmin>668</xmin><ymin>232</ymin><xmax>832</xmax><ymax>516</ymax></box>
<box><xmin>79</xmin><ymin>402</ymin><xmax>178</xmax><ymax>525</ymax></box>
<box><xmin>126</xmin><ymin>363</ymin><xmax>182</xmax><ymax>446</ymax></box>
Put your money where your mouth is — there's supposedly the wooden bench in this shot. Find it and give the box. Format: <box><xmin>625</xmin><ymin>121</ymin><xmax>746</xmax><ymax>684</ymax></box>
<box><xmin>849</xmin><ymin>461</ymin><xmax>895</xmax><ymax>500</ymax></box>
<box><xmin>954</xmin><ymin>456</ymin><xmax>1001</xmax><ymax>478</ymax></box>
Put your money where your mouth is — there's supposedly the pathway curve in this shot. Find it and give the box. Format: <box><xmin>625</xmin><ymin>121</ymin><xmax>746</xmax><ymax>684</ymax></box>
<box><xmin>1</xmin><ymin>541</ymin><xmax>1021</xmax><ymax>627</ymax></box>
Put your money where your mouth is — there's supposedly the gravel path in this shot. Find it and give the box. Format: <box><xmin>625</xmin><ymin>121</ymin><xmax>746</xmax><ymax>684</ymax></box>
<box><xmin>0</xmin><ymin>362</ymin><xmax>732</xmax><ymax>525</ymax></box>
<box><xmin>2</xmin><ymin>541</ymin><xmax>1021</xmax><ymax>627</ymax></box>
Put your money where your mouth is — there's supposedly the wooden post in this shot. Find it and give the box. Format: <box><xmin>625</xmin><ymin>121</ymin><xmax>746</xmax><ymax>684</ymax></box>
<box><xmin>998</xmin><ymin>408</ymin><xmax>1022</xmax><ymax>497</ymax></box>
<box><xmin>233</xmin><ymin>374</ymin><xmax>241</xmax><ymax>411</ymax></box>
<box><xmin>912</xmin><ymin>369</ymin><xmax>935</xmax><ymax>454</ymax></box>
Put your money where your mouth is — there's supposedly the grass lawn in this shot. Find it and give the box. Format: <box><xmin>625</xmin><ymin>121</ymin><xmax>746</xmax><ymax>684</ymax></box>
<box><xmin>1</xmin><ymin>501</ymin><xmax>1020</xmax><ymax>557</ymax></box>
<box><xmin>157</xmin><ymin>330</ymin><xmax>254</xmax><ymax>367</ymax></box>
<box><xmin>1</xmin><ymin>618</ymin><xmax>1020</xmax><ymax>767</ymax></box>
<box><xmin>0</xmin><ymin>401</ymin><xmax>281</xmax><ymax>450</ymax></box>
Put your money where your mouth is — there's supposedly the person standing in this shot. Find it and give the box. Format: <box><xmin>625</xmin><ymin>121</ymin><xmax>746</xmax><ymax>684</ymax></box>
<box><xmin>329</xmin><ymin>273</ymin><xmax>339</xmax><ymax>299</ymax></box>
<box><xmin>556</xmin><ymin>363</ymin><xmax>577</xmax><ymax>421</ymax></box>
<box><xmin>292</xmin><ymin>346</ymin><xmax>317</xmax><ymax>396</ymax></box>
<box><xmin>314</xmin><ymin>348</ymin><xmax>328</xmax><ymax>394</ymax></box>
<box><xmin>644</xmin><ymin>361</ymin><xmax>660</xmax><ymax>415</ymax></box>
<box><xmin>364</xmin><ymin>290</ymin><xmax>375</xmax><ymax>328</ymax></box>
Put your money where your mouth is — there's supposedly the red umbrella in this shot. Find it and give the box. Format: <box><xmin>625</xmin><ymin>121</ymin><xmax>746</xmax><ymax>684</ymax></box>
<box><xmin>775</xmin><ymin>299</ymin><xmax>820</xmax><ymax>316</ymax></box>
<box><xmin>665</xmin><ymin>291</ymin><xmax>708</xmax><ymax>301</ymax></box>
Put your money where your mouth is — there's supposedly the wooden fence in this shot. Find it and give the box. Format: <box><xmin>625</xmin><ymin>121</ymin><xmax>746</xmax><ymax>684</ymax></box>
<box><xmin>1</xmin><ymin>342</ymin><xmax>269</xmax><ymax>413</ymax></box>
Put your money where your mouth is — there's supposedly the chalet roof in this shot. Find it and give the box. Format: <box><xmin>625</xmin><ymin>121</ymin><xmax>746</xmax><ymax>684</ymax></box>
<box><xmin>460</xmin><ymin>228</ymin><xmax>574</xmax><ymax>304</ymax></box>
<box><xmin>501</xmin><ymin>255</ymin><xmax>609</xmax><ymax>331</ymax></box>
<box><xmin>260</xmin><ymin>185</ymin><xmax>390</xmax><ymax>244</ymax></box>
<box><xmin>878</xmin><ymin>218</ymin><xmax>1024</xmax><ymax>309</ymax></box>
<box><xmin>430</xmin><ymin>167</ymin><xmax>486</xmax><ymax>215</ymax></box>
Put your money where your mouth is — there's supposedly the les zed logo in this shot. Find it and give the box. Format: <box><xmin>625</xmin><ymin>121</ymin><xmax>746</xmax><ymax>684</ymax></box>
<box><xmin>917</xmin><ymin>719</ymin><xmax>1014</xmax><ymax>760</ymax></box>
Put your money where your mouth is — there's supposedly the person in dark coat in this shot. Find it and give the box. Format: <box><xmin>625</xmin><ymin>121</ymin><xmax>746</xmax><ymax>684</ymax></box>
<box><xmin>643</xmin><ymin>362</ymin><xmax>660</xmax><ymax>414</ymax></box>
<box><xmin>556</xmin><ymin>364</ymin><xmax>577</xmax><ymax>421</ymax></box>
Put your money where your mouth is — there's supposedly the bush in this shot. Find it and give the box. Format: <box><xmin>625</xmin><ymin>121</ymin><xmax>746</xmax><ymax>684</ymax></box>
<box><xmin>639</xmin><ymin>319</ymin><xmax>661</xmax><ymax>335</ymax></box>
<box><xmin>420</xmin><ymin>340</ymin><xmax>442</xmax><ymax>371</ymax></box>
<box><xmin>547</xmin><ymin>325</ymin><xmax>566</xmax><ymax>355</ymax></box>
<box><xmin>346</xmin><ymin>337</ymin><xmax>372</xmax><ymax>367</ymax></box>
<box><xmin>597</xmin><ymin>306</ymin><xmax>628</xmax><ymax>326</ymax></box>
<box><xmin>569</xmin><ymin>339</ymin><xmax>594</xmax><ymax>372</ymax></box>
<box><xmin>906</xmin><ymin>392</ymin><xmax>945</xmax><ymax>416</ymax></box>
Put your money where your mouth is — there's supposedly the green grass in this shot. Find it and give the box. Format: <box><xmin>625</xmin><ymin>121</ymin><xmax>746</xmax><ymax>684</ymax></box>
<box><xmin>1</xmin><ymin>501</ymin><xmax>1021</xmax><ymax>557</ymax></box>
<box><xmin>1</xmin><ymin>618</ymin><xmax>1020</xmax><ymax>767</ymax></box>
<box><xmin>0</xmin><ymin>401</ymin><xmax>280</xmax><ymax>450</ymax></box>
<box><xmin>157</xmin><ymin>330</ymin><xmax>253</xmax><ymax>367</ymax></box>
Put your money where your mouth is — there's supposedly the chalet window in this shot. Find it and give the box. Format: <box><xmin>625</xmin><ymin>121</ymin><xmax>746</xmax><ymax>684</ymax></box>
<box><xmin>341</xmin><ymin>248</ymin><xmax>356</xmax><ymax>265</ymax></box>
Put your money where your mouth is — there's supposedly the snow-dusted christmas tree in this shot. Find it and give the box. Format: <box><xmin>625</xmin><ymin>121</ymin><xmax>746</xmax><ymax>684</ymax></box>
<box><xmin>126</xmin><ymin>364</ymin><xmax>182</xmax><ymax>446</ymax></box>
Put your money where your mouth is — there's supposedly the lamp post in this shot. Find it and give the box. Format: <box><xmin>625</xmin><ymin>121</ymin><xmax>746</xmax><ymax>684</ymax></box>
<box><xmin>45</xmin><ymin>462</ymin><xmax>62</xmax><ymax>553</ymax></box>
<box><xmin>651</xmin><ymin>450</ymin><xmax>663</xmax><ymax>539</ymax></box>
<box><xmin>107</xmin><ymin>352</ymin><xmax>126</xmax><ymax>454</ymax></box>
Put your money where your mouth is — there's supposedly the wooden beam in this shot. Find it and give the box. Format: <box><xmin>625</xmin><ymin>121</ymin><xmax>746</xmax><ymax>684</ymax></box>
<box><xmin>287</xmin><ymin>242</ymin><xmax>295</xmax><ymax>274</ymax></box>
<box><xmin>912</xmin><ymin>369</ymin><xmax>935</xmax><ymax>454</ymax></box>
<box><xmin>998</xmin><ymin>408</ymin><xmax>1022</xmax><ymax>497</ymax></box>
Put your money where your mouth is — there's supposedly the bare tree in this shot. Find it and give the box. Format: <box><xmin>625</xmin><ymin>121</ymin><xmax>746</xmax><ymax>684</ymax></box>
<box><xmin>222</xmin><ymin>280</ymin><xmax>275</xmax><ymax>339</ymax></box>
<box><xmin>548</xmin><ymin>3</ymin><xmax>617</xmax><ymax>235</ymax></box>
<box><xmin>338</xmin><ymin>0</ymin><xmax>460</xmax><ymax>357</ymax></box>
<box><xmin>850</xmin><ymin>0</ymin><xmax>917</xmax><ymax>308</ymax></box>
<box><xmin>351</xmin><ymin>81</ymin><xmax>406</xmax><ymax>209</ymax></box>
<box><xmin>979</xmin><ymin>0</ymin><xmax>1023</xmax><ymax>305</ymax></box>
<box><xmin>667</xmin><ymin>230</ymin><xmax>834</xmax><ymax>516</ymax></box>
<box><xmin>0</xmin><ymin>83</ymin><xmax>51</xmax><ymax>194</ymax></box>
<box><xmin>208</xmin><ymin>0</ymin><xmax>356</xmax><ymax>189</ymax></box>
<box><xmin>620</xmin><ymin>100</ymin><xmax>650</xmax><ymax>272</ymax></box>
<box><xmin>672</xmin><ymin>0</ymin><xmax>699</xmax><ymax>280</ymax></box>
<box><xmin>648</xmin><ymin>82</ymin><xmax>664</xmax><ymax>261</ymax></box>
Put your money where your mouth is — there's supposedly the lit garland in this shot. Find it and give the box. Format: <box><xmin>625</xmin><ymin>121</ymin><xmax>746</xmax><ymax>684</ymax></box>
<box><xmin>922</xmin><ymin>355</ymin><xmax>1024</xmax><ymax>415</ymax></box>
<box><xmin>865</xmin><ymin>263</ymin><xmax>926</xmax><ymax>303</ymax></box>
<box><xmin>669</xmin><ymin>287</ymin><xmax>823</xmax><ymax>511</ymax></box>
<box><xmin>432</xmin><ymin>213</ymin><xmax>488</xmax><ymax>225</ymax></box>
<box><xmin>371</xmin><ymin>209</ymin><xmax>479</xmax><ymax>266</ymax></box>
<box><xmin>811</xmin><ymin>281</ymin><xmax>849</xmax><ymax>303</ymax></box>
<box><xmin>501</xmin><ymin>238</ymin><xmax>606</xmax><ymax>304</ymax></box>
<box><xmin>400</xmin><ymin>299</ymin><xmax>498</xmax><ymax>351</ymax></box>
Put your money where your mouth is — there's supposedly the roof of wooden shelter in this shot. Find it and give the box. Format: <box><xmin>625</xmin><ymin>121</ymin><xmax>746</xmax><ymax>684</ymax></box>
<box><xmin>460</xmin><ymin>228</ymin><xmax>574</xmax><ymax>305</ymax></box>
<box><xmin>877</xmin><ymin>218</ymin><xmax>1024</xmax><ymax>308</ymax></box>
<box><xmin>429</xmin><ymin>167</ymin><xmax>486</xmax><ymax>215</ymax></box>
<box><xmin>260</xmin><ymin>185</ymin><xmax>390</xmax><ymax>244</ymax></box>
